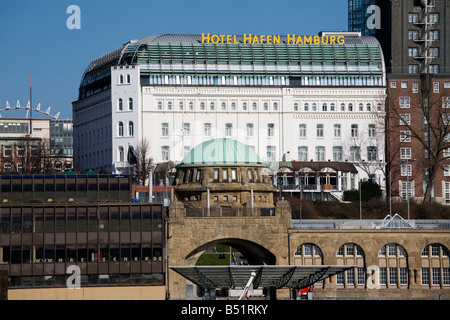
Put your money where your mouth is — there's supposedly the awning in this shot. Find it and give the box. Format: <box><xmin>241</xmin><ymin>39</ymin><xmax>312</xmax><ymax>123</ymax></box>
<box><xmin>170</xmin><ymin>265</ymin><xmax>353</xmax><ymax>289</ymax></box>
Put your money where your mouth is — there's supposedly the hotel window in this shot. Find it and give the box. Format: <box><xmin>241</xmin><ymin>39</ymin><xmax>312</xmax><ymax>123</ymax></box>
<box><xmin>334</xmin><ymin>124</ymin><xmax>341</xmax><ymax>137</ymax></box>
<box><xmin>350</xmin><ymin>146</ymin><xmax>360</xmax><ymax>162</ymax></box>
<box><xmin>322</xmin><ymin>103</ymin><xmax>327</xmax><ymax>112</ymax></box>
<box><xmin>330</xmin><ymin>103</ymin><xmax>335</xmax><ymax>111</ymax></box>
<box><xmin>368</xmin><ymin>124</ymin><xmax>376</xmax><ymax>137</ymax></box>
<box><xmin>268</xmin><ymin>123</ymin><xmax>275</xmax><ymax>137</ymax></box>
<box><xmin>179</xmin><ymin>102</ymin><xmax>183</xmax><ymax>110</ymax></box>
<box><xmin>128</xmin><ymin>98</ymin><xmax>133</xmax><ymax>111</ymax></box>
<box><xmin>204</xmin><ymin>123</ymin><xmax>211</xmax><ymax>136</ymax></box>
<box><xmin>359</xmin><ymin>103</ymin><xmax>363</xmax><ymax>111</ymax></box>
<box><xmin>400</xmin><ymin>131</ymin><xmax>411</xmax><ymax>142</ymax></box>
<box><xmin>225</xmin><ymin>123</ymin><xmax>232</xmax><ymax>137</ymax></box>
<box><xmin>128</xmin><ymin>121</ymin><xmax>134</xmax><ymax>136</ymax></box>
<box><xmin>242</xmin><ymin>102</ymin><xmax>247</xmax><ymax>111</ymax></box>
<box><xmin>168</xmin><ymin>101</ymin><xmax>173</xmax><ymax>110</ymax></box>
<box><xmin>299</xmin><ymin>124</ymin><xmax>306</xmax><ymax>138</ymax></box>
<box><xmin>161</xmin><ymin>146</ymin><xmax>169</xmax><ymax>161</ymax></box>
<box><xmin>183</xmin><ymin>123</ymin><xmax>190</xmax><ymax>136</ymax></box>
<box><xmin>312</xmin><ymin>103</ymin><xmax>317</xmax><ymax>111</ymax></box>
<box><xmin>273</xmin><ymin>102</ymin><xmax>278</xmax><ymax>111</ymax></box>
<box><xmin>162</xmin><ymin>123</ymin><xmax>169</xmax><ymax>136</ymax></box>
<box><xmin>210</xmin><ymin>102</ymin><xmax>215</xmax><ymax>111</ymax></box>
<box><xmin>118</xmin><ymin>146</ymin><xmax>124</xmax><ymax>162</ymax></box>
<box><xmin>367</xmin><ymin>146</ymin><xmax>378</xmax><ymax>161</ymax></box>
<box><xmin>263</xmin><ymin>102</ymin><xmax>268</xmax><ymax>111</ymax></box>
<box><xmin>157</xmin><ymin>101</ymin><xmax>162</xmax><ymax>110</ymax></box>
<box><xmin>118</xmin><ymin>122</ymin><xmax>124</xmax><ymax>137</ymax></box>
<box><xmin>298</xmin><ymin>146</ymin><xmax>308</xmax><ymax>161</ymax></box>
<box><xmin>340</xmin><ymin>103</ymin><xmax>345</xmax><ymax>111</ymax></box>
<box><xmin>351</xmin><ymin>124</ymin><xmax>358</xmax><ymax>137</ymax></box>
<box><xmin>221</xmin><ymin>102</ymin><xmax>226</xmax><ymax>111</ymax></box>
<box><xmin>333</xmin><ymin>146</ymin><xmax>343</xmax><ymax>161</ymax></box>
<box><xmin>294</xmin><ymin>103</ymin><xmax>298</xmax><ymax>111</ymax></box>
<box><xmin>200</xmin><ymin>102</ymin><xmax>205</xmax><ymax>110</ymax></box>
<box><xmin>348</xmin><ymin>103</ymin><xmax>353</xmax><ymax>112</ymax></box>
<box><xmin>118</xmin><ymin>98</ymin><xmax>123</xmax><ymax>111</ymax></box>
<box><xmin>252</xmin><ymin>102</ymin><xmax>257</xmax><ymax>111</ymax></box>
<box><xmin>267</xmin><ymin>146</ymin><xmax>276</xmax><ymax>161</ymax></box>
<box><xmin>316</xmin><ymin>124</ymin><xmax>324</xmax><ymax>137</ymax></box>
<box><xmin>246</xmin><ymin>123</ymin><xmax>254</xmax><ymax>137</ymax></box>
<box><xmin>315</xmin><ymin>146</ymin><xmax>325</xmax><ymax>161</ymax></box>
<box><xmin>189</xmin><ymin>102</ymin><xmax>194</xmax><ymax>110</ymax></box>
<box><xmin>304</xmin><ymin>103</ymin><xmax>309</xmax><ymax>111</ymax></box>
<box><xmin>400</xmin><ymin>147</ymin><xmax>412</xmax><ymax>159</ymax></box>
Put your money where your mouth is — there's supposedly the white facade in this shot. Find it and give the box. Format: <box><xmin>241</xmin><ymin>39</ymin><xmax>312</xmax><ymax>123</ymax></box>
<box><xmin>73</xmin><ymin>34</ymin><xmax>387</xmax><ymax>193</ymax></box>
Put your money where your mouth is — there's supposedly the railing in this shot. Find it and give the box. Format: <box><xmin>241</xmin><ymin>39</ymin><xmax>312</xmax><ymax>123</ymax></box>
<box><xmin>292</xmin><ymin>219</ymin><xmax>450</xmax><ymax>230</ymax></box>
<box><xmin>185</xmin><ymin>206</ymin><xmax>276</xmax><ymax>218</ymax></box>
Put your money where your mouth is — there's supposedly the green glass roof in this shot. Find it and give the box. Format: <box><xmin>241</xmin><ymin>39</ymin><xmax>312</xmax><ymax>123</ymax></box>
<box><xmin>78</xmin><ymin>34</ymin><xmax>385</xmax><ymax>100</ymax></box>
<box><xmin>180</xmin><ymin>138</ymin><xmax>263</xmax><ymax>166</ymax></box>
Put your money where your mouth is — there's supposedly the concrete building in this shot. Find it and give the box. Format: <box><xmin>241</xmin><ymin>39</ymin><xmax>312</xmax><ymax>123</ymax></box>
<box><xmin>73</xmin><ymin>32</ymin><xmax>387</xmax><ymax>200</ymax></box>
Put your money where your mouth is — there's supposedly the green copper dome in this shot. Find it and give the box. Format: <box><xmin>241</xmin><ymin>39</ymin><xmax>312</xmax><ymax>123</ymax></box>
<box><xmin>180</xmin><ymin>138</ymin><xmax>263</xmax><ymax>165</ymax></box>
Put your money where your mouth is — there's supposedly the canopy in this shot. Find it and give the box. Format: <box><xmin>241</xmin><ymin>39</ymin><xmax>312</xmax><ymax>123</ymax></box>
<box><xmin>170</xmin><ymin>265</ymin><xmax>353</xmax><ymax>290</ymax></box>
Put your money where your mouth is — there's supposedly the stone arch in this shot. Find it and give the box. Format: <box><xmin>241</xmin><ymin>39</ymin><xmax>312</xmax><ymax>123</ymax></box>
<box><xmin>185</xmin><ymin>238</ymin><xmax>276</xmax><ymax>265</ymax></box>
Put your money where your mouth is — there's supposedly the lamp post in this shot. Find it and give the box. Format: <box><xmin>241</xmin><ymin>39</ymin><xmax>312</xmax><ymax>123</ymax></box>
<box><xmin>398</xmin><ymin>158</ymin><xmax>416</xmax><ymax>221</ymax></box>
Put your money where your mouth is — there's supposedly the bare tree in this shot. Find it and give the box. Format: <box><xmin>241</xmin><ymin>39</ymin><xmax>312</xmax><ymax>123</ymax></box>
<box><xmin>131</xmin><ymin>138</ymin><xmax>154</xmax><ymax>186</ymax></box>
<box><xmin>387</xmin><ymin>75</ymin><xmax>450</xmax><ymax>202</ymax></box>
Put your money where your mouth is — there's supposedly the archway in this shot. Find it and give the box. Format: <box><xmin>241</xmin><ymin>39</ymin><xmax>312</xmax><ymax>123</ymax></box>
<box><xmin>186</xmin><ymin>238</ymin><xmax>277</xmax><ymax>266</ymax></box>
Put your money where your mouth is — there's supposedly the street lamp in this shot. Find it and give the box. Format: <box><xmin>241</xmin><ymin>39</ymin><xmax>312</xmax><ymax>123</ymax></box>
<box><xmin>398</xmin><ymin>158</ymin><xmax>416</xmax><ymax>221</ymax></box>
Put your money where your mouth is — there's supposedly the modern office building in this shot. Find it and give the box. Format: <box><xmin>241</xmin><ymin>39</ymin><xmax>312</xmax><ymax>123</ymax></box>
<box><xmin>0</xmin><ymin>118</ymin><xmax>73</xmax><ymax>174</ymax></box>
<box><xmin>73</xmin><ymin>32</ymin><xmax>387</xmax><ymax>200</ymax></box>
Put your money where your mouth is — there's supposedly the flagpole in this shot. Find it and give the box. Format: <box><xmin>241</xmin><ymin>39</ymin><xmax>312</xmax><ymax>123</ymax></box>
<box><xmin>29</xmin><ymin>72</ymin><xmax>33</xmax><ymax>134</ymax></box>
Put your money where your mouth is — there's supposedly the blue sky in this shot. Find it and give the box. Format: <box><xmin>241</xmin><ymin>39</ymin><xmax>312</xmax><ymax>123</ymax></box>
<box><xmin>0</xmin><ymin>0</ymin><xmax>347</xmax><ymax>119</ymax></box>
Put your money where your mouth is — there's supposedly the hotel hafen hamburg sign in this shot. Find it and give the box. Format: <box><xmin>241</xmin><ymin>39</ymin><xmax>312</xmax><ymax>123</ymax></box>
<box><xmin>201</xmin><ymin>33</ymin><xmax>345</xmax><ymax>45</ymax></box>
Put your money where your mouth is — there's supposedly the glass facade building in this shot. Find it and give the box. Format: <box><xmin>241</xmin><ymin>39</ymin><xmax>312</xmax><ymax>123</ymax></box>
<box><xmin>348</xmin><ymin>0</ymin><xmax>377</xmax><ymax>36</ymax></box>
<box><xmin>0</xmin><ymin>202</ymin><xmax>165</xmax><ymax>289</ymax></box>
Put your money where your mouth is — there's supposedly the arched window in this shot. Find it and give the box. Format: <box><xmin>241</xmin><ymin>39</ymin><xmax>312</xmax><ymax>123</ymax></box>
<box><xmin>322</xmin><ymin>103</ymin><xmax>327</xmax><ymax>111</ymax></box>
<box><xmin>127</xmin><ymin>74</ymin><xmax>131</xmax><ymax>83</ymax></box>
<box><xmin>128</xmin><ymin>98</ymin><xmax>133</xmax><ymax>111</ymax></box>
<box><xmin>128</xmin><ymin>121</ymin><xmax>134</xmax><ymax>136</ymax></box>
<box><xmin>118</xmin><ymin>98</ymin><xmax>123</xmax><ymax>111</ymax></box>
<box><xmin>118</xmin><ymin>122</ymin><xmax>124</xmax><ymax>137</ymax></box>
<box><xmin>294</xmin><ymin>243</ymin><xmax>323</xmax><ymax>263</ymax></box>
<box><xmin>336</xmin><ymin>243</ymin><xmax>365</xmax><ymax>287</ymax></box>
<box><xmin>118</xmin><ymin>146</ymin><xmax>124</xmax><ymax>162</ymax></box>
<box><xmin>421</xmin><ymin>243</ymin><xmax>450</xmax><ymax>287</ymax></box>
<box><xmin>168</xmin><ymin>101</ymin><xmax>173</xmax><ymax>110</ymax></box>
<box><xmin>378</xmin><ymin>243</ymin><xmax>409</xmax><ymax>288</ymax></box>
<box><xmin>273</xmin><ymin>102</ymin><xmax>278</xmax><ymax>111</ymax></box>
<box><xmin>157</xmin><ymin>101</ymin><xmax>162</xmax><ymax>110</ymax></box>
